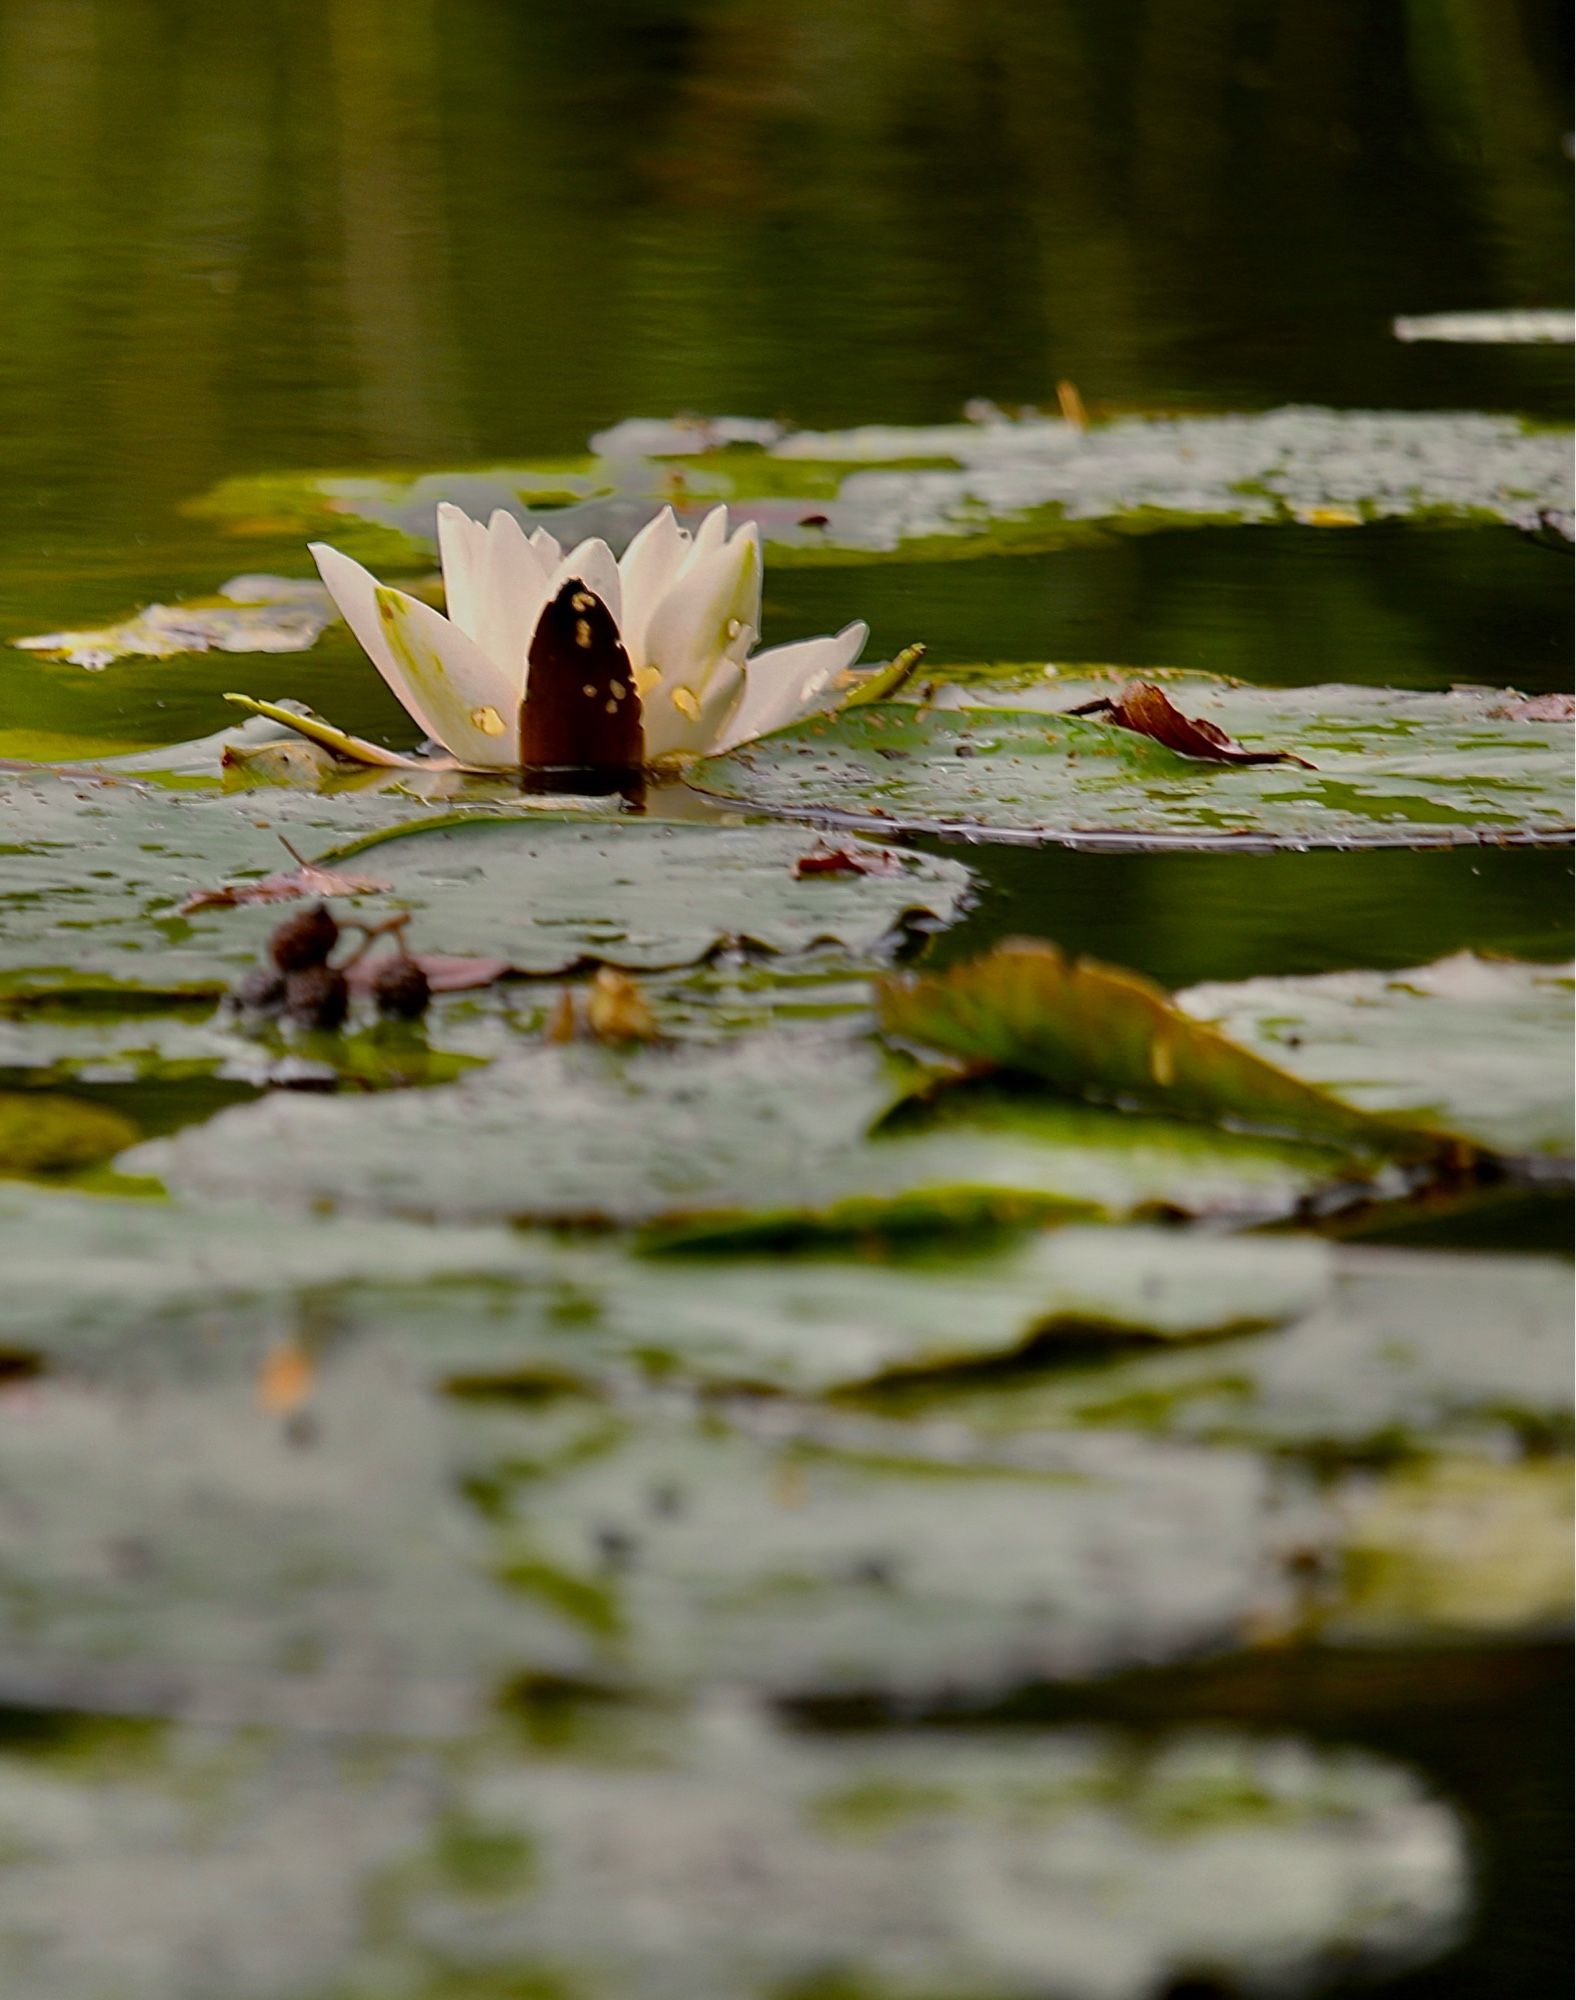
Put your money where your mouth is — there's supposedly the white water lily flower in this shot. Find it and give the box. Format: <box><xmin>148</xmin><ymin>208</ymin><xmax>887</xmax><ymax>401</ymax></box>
<box><xmin>227</xmin><ymin>504</ymin><xmax>867</xmax><ymax>775</ymax></box>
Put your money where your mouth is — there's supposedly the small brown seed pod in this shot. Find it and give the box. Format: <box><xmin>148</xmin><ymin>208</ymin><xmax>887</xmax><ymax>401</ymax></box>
<box><xmin>371</xmin><ymin>956</ymin><xmax>432</xmax><ymax>1020</ymax></box>
<box><xmin>283</xmin><ymin>963</ymin><xmax>350</xmax><ymax>1030</ymax></box>
<box><xmin>269</xmin><ymin>902</ymin><xmax>340</xmax><ymax>973</ymax></box>
<box><xmin>234</xmin><ymin>965</ymin><xmax>287</xmax><ymax>1014</ymax></box>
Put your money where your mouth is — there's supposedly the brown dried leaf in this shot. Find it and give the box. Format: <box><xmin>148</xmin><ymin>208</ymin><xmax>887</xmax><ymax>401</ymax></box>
<box><xmin>179</xmin><ymin>838</ymin><xmax>390</xmax><ymax>913</ymax></box>
<box><xmin>1485</xmin><ymin>691</ymin><xmax>1575</xmax><ymax>722</ymax></box>
<box><xmin>256</xmin><ymin>1337</ymin><xmax>314</xmax><ymax>1416</ymax></box>
<box><xmin>585</xmin><ymin>968</ymin><xmax>658</xmax><ymax>1043</ymax></box>
<box><xmin>794</xmin><ymin>844</ymin><xmax>901</xmax><ymax>878</ymax></box>
<box><xmin>543</xmin><ymin>970</ymin><xmax>659</xmax><ymax>1045</ymax></box>
<box><xmin>1069</xmin><ymin>681</ymin><xmax>1316</xmax><ymax>769</ymax></box>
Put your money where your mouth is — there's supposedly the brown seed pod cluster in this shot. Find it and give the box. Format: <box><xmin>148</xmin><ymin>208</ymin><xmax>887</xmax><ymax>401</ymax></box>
<box><xmin>233</xmin><ymin>903</ymin><xmax>432</xmax><ymax>1030</ymax></box>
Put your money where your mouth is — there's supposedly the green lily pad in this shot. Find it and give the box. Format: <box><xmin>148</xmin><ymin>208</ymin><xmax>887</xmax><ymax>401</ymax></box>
<box><xmin>1178</xmin><ymin>953</ymin><xmax>1576</xmax><ymax>1159</ymax></box>
<box><xmin>0</xmin><ymin>1715</ymin><xmax>1467</xmax><ymax>2000</ymax></box>
<box><xmin>128</xmin><ymin>1030</ymin><xmax>1368</xmax><ymax>1229</ymax></box>
<box><xmin>318</xmin><ymin>816</ymin><xmax>970</xmax><ymax>972</ymax></box>
<box><xmin>483</xmin><ymin>1398</ymin><xmax>1316</xmax><ymax>1702</ymax></box>
<box><xmin>692</xmin><ymin>669</ymin><xmax>1576</xmax><ymax>849</ymax></box>
<box><xmin>0</xmin><ymin>773</ymin><xmax>967</xmax><ymax>1003</ymax></box>
<box><xmin>863</xmin><ymin>1245</ymin><xmax>1573</xmax><ymax>1463</ymax></box>
<box><xmin>483</xmin><ymin>1390</ymin><xmax>1571</xmax><ymax>1700</ymax></box>
<box><xmin>186</xmin><ymin>406</ymin><xmax>1575</xmax><ymax>570</ymax></box>
<box><xmin>0</xmin><ymin>1182</ymin><xmax>1327</xmax><ymax>1400</ymax></box>
<box><xmin>0</xmin><ymin>1331</ymin><xmax>594</xmax><ymax>1733</ymax></box>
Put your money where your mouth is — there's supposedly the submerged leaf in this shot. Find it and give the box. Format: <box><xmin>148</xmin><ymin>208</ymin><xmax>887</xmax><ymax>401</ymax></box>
<box><xmin>1068</xmin><ymin>681</ymin><xmax>1315</xmax><ymax>768</ymax></box>
<box><xmin>0</xmin><ymin>1092</ymin><xmax>139</xmax><ymax>1176</ymax></box>
<box><xmin>877</xmin><ymin>940</ymin><xmax>1439</xmax><ymax>1156</ymax></box>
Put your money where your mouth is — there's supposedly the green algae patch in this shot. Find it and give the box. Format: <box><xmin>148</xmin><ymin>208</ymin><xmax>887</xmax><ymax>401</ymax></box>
<box><xmin>0</xmin><ymin>1092</ymin><xmax>139</xmax><ymax>1177</ymax></box>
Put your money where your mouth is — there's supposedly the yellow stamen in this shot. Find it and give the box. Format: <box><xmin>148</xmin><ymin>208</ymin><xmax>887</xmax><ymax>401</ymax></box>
<box><xmin>469</xmin><ymin>705</ymin><xmax>506</xmax><ymax>736</ymax></box>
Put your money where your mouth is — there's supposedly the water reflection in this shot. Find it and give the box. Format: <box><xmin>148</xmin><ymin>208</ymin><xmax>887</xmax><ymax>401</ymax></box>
<box><xmin>0</xmin><ymin>0</ymin><xmax>1569</xmax><ymax>567</ymax></box>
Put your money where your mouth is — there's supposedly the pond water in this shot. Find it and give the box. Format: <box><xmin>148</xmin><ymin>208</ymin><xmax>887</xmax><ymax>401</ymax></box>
<box><xmin>0</xmin><ymin>4</ymin><xmax>1570</xmax><ymax>1997</ymax></box>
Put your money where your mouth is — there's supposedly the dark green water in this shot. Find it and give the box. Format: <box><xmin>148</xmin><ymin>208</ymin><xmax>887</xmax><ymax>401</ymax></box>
<box><xmin>0</xmin><ymin>2</ymin><xmax>1570</xmax><ymax>1994</ymax></box>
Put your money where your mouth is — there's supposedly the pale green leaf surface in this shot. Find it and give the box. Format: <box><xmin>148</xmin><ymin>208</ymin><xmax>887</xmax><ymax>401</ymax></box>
<box><xmin>1178</xmin><ymin>952</ymin><xmax>1576</xmax><ymax>1158</ymax></box>
<box><xmin>693</xmin><ymin>670</ymin><xmax>1576</xmax><ymax>850</ymax></box>
<box><xmin>0</xmin><ymin>1714</ymin><xmax>1466</xmax><ymax>2000</ymax></box>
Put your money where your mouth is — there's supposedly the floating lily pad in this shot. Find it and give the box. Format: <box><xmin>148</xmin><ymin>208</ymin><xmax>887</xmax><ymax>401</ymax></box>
<box><xmin>0</xmin><ymin>1333</ymin><xmax>593</xmax><ymax>1733</ymax></box>
<box><xmin>187</xmin><ymin>406</ymin><xmax>1575</xmax><ymax>570</ymax></box>
<box><xmin>1178</xmin><ymin>953</ymin><xmax>1576</xmax><ymax>1159</ymax></box>
<box><xmin>0</xmin><ymin>774</ymin><xmax>966</xmax><ymax>1003</ymax></box>
<box><xmin>11</xmin><ymin>576</ymin><xmax>336</xmax><ymax>671</ymax></box>
<box><xmin>1392</xmin><ymin>310</ymin><xmax>1576</xmax><ymax>344</ymax></box>
<box><xmin>692</xmin><ymin>669</ymin><xmax>1575</xmax><ymax>849</ymax></box>
<box><xmin>484</xmin><ymin>1391</ymin><xmax>1572</xmax><ymax>1699</ymax></box>
<box><xmin>484</xmin><ymin>1399</ymin><xmax>1317</xmax><ymax>1702</ymax></box>
<box><xmin>0</xmin><ymin>1714</ymin><xmax>1468</xmax><ymax>2000</ymax></box>
<box><xmin>129</xmin><ymin>1030</ymin><xmax>1369</xmax><ymax>1230</ymax></box>
<box><xmin>864</xmin><ymin>1245</ymin><xmax>1573</xmax><ymax>1463</ymax></box>
<box><xmin>318</xmin><ymin>816</ymin><xmax>970</xmax><ymax>972</ymax></box>
<box><xmin>0</xmin><ymin>1181</ymin><xmax>1333</xmax><ymax>1400</ymax></box>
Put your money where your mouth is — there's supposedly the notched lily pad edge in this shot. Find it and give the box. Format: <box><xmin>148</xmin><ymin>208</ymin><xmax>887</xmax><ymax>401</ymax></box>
<box><xmin>681</xmin><ymin>781</ymin><xmax>1576</xmax><ymax>854</ymax></box>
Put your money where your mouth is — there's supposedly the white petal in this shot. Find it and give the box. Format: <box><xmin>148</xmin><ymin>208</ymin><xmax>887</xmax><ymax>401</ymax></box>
<box><xmin>713</xmin><ymin>621</ymin><xmax>868</xmax><ymax>754</ymax></box>
<box><xmin>435</xmin><ymin>503</ymin><xmax>487</xmax><ymax>643</ymax></box>
<box><xmin>545</xmin><ymin>537</ymin><xmax>623</xmax><ymax>631</ymax></box>
<box><xmin>641</xmin><ymin>524</ymin><xmax>761</xmax><ymax>702</ymax></box>
<box><xmin>222</xmin><ymin>693</ymin><xmax>450</xmax><ymax>770</ymax></box>
<box><xmin>685</xmin><ymin>504</ymin><xmax>729</xmax><ymax>567</ymax></box>
<box><xmin>373</xmin><ymin>587</ymin><xmax>521</xmax><ymax>767</ymax></box>
<box><xmin>616</xmin><ymin>506</ymin><xmax>690</xmax><ymax>671</ymax></box>
<box><xmin>310</xmin><ymin>542</ymin><xmax>445</xmax><ymax>746</ymax></box>
<box><xmin>471</xmin><ymin>510</ymin><xmax>554</xmax><ymax>694</ymax></box>
<box><xmin>643</xmin><ymin>657</ymin><xmax>746</xmax><ymax>760</ymax></box>
<box><xmin>529</xmin><ymin>525</ymin><xmax>564</xmax><ymax>567</ymax></box>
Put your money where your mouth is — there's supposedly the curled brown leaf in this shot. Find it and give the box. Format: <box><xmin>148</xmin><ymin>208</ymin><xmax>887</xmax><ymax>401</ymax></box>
<box><xmin>1068</xmin><ymin>681</ymin><xmax>1317</xmax><ymax>770</ymax></box>
<box><xmin>794</xmin><ymin>844</ymin><xmax>901</xmax><ymax>878</ymax></box>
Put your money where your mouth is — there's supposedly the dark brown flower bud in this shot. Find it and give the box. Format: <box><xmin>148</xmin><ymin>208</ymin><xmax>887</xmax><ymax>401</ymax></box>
<box><xmin>371</xmin><ymin>956</ymin><xmax>432</xmax><ymax>1020</ymax></box>
<box><xmin>269</xmin><ymin>902</ymin><xmax>340</xmax><ymax>972</ymax></box>
<box><xmin>284</xmin><ymin>963</ymin><xmax>350</xmax><ymax>1030</ymax></box>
